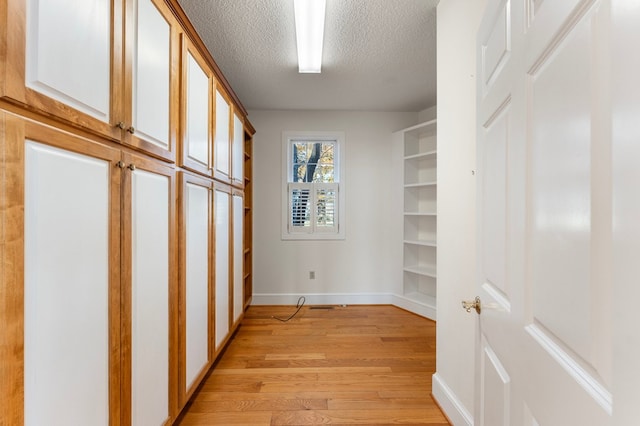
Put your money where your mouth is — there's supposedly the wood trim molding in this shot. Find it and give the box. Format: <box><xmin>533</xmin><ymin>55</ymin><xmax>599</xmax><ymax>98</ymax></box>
<box><xmin>165</xmin><ymin>0</ymin><xmax>249</xmax><ymax>118</ymax></box>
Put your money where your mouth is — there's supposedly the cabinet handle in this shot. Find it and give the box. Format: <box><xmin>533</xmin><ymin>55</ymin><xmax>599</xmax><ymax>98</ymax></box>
<box><xmin>116</xmin><ymin>122</ymin><xmax>125</xmax><ymax>130</ymax></box>
<box><xmin>127</xmin><ymin>126</ymin><xmax>135</xmax><ymax>134</ymax></box>
<box><xmin>116</xmin><ymin>161</ymin><xmax>125</xmax><ymax>169</ymax></box>
<box><xmin>128</xmin><ymin>164</ymin><xmax>136</xmax><ymax>171</ymax></box>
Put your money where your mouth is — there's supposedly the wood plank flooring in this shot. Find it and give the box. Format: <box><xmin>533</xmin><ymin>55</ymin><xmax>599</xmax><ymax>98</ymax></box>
<box><xmin>176</xmin><ymin>304</ymin><xmax>450</xmax><ymax>425</ymax></box>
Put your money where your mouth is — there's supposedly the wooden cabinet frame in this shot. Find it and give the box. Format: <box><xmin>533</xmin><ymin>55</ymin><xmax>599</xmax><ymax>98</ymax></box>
<box><xmin>0</xmin><ymin>0</ymin><xmax>180</xmax><ymax>163</ymax></box>
<box><xmin>0</xmin><ymin>113</ymin><xmax>124</xmax><ymax>425</ymax></box>
<box><xmin>120</xmin><ymin>151</ymin><xmax>178</xmax><ymax>424</ymax></box>
<box><xmin>0</xmin><ymin>0</ymin><xmax>254</xmax><ymax>423</ymax></box>
<box><xmin>177</xmin><ymin>171</ymin><xmax>214</xmax><ymax>406</ymax></box>
<box><xmin>178</xmin><ymin>35</ymin><xmax>214</xmax><ymax>177</ymax></box>
<box><xmin>0</xmin><ymin>0</ymin><xmax>124</xmax><ymax>141</ymax></box>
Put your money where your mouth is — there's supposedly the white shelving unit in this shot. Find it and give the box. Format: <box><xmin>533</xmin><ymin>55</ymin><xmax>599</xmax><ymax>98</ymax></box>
<box><xmin>394</xmin><ymin>119</ymin><xmax>437</xmax><ymax>320</ymax></box>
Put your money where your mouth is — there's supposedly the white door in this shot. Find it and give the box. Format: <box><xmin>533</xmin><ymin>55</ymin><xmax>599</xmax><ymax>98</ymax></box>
<box><xmin>474</xmin><ymin>0</ymin><xmax>639</xmax><ymax>424</ymax></box>
<box><xmin>130</xmin><ymin>0</ymin><xmax>171</xmax><ymax>150</ymax></box>
<box><xmin>214</xmin><ymin>186</ymin><xmax>231</xmax><ymax>350</ymax></box>
<box><xmin>24</xmin><ymin>139</ymin><xmax>118</xmax><ymax>426</ymax></box>
<box><xmin>183</xmin><ymin>175</ymin><xmax>212</xmax><ymax>393</ymax></box>
<box><xmin>25</xmin><ymin>0</ymin><xmax>111</xmax><ymax>123</ymax></box>
<box><xmin>232</xmin><ymin>112</ymin><xmax>244</xmax><ymax>186</ymax></box>
<box><xmin>126</xmin><ymin>155</ymin><xmax>173</xmax><ymax>425</ymax></box>
<box><xmin>232</xmin><ymin>192</ymin><xmax>245</xmax><ymax>323</ymax></box>
<box><xmin>214</xmin><ymin>88</ymin><xmax>231</xmax><ymax>182</ymax></box>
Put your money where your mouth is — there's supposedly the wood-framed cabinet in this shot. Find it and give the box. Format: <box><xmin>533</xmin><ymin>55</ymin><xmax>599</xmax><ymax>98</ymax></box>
<box><xmin>213</xmin><ymin>85</ymin><xmax>232</xmax><ymax>183</ymax></box>
<box><xmin>0</xmin><ymin>0</ymin><xmax>180</xmax><ymax>162</ymax></box>
<box><xmin>120</xmin><ymin>151</ymin><xmax>178</xmax><ymax>425</ymax></box>
<box><xmin>0</xmin><ymin>0</ymin><xmax>255</xmax><ymax>424</ymax></box>
<box><xmin>213</xmin><ymin>181</ymin><xmax>232</xmax><ymax>353</ymax></box>
<box><xmin>242</xmin><ymin>125</ymin><xmax>255</xmax><ymax>308</ymax></box>
<box><xmin>232</xmin><ymin>189</ymin><xmax>245</xmax><ymax>326</ymax></box>
<box><xmin>177</xmin><ymin>171</ymin><xmax>213</xmax><ymax>405</ymax></box>
<box><xmin>13</xmin><ymin>114</ymin><xmax>124</xmax><ymax>426</ymax></box>
<box><xmin>231</xmin><ymin>111</ymin><xmax>245</xmax><ymax>187</ymax></box>
<box><xmin>179</xmin><ymin>35</ymin><xmax>213</xmax><ymax>177</ymax></box>
<box><xmin>0</xmin><ymin>112</ymin><xmax>178</xmax><ymax>425</ymax></box>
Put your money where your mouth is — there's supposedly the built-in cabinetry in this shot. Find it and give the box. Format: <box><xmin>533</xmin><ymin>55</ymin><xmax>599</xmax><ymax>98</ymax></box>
<box><xmin>2</xmin><ymin>0</ymin><xmax>180</xmax><ymax>161</ymax></box>
<box><xmin>243</xmin><ymin>125</ymin><xmax>255</xmax><ymax>308</ymax></box>
<box><xmin>394</xmin><ymin>120</ymin><xmax>437</xmax><ymax>320</ymax></box>
<box><xmin>0</xmin><ymin>0</ymin><xmax>255</xmax><ymax>424</ymax></box>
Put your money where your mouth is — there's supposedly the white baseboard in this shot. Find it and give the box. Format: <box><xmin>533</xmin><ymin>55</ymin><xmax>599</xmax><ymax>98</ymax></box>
<box><xmin>252</xmin><ymin>293</ymin><xmax>438</xmax><ymax>322</ymax></box>
<box><xmin>251</xmin><ymin>292</ymin><xmax>394</xmax><ymax>306</ymax></box>
<box><xmin>432</xmin><ymin>373</ymin><xmax>474</xmax><ymax>426</ymax></box>
<box><xmin>391</xmin><ymin>294</ymin><xmax>437</xmax><ymax>321</ymax></box>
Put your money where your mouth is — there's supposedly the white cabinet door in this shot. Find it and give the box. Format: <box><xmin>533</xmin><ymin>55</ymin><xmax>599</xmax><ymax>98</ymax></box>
<box><xmin>126</xmin><ymin>155</ymin><xmax>174</xmax><ymax>425</ymax></box>
<box><xmin>182</xmin><ymin>46</ymin><xmax>212</xmax><ymax>176</ymax></box>
<box><xmin>232</xmin><ymin>193</ymin><xmax>244</xmax><ymax>323</ymax></box>
<box><xmin>24</xmin><ymin>139</ymin><xmax>117</xmax><ymax>426</ymax></box>
<box><xmin>182</xmin><ymin>175</ymin><xmax>211</xmax><ymax>393</ymax></box>
<box><xmin>231</xmin><ymin>112</ymin><xmax>244</xmax><ymax>186</ymax></box>
<box><xmin>25</xmin><ymin>0</ymin><xmax>111</xmax><ymax>122</ymax></box>
<box><xmin>214</xmin><ymin>186</ymin><xmax>231</xmax><ymax>350</ymax></box>
<box><xmin>130</xmin><ymin>0</ymin><xmax>171</xmax><ymax>151</ymax></box>
<box><xmin>214</xmin><ymin>88</ymin><xmax>231</xmax><ymax>182</ymax></box>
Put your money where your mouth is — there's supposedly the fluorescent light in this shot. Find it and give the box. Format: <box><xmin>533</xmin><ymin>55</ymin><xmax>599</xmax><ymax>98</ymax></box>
<box><xmin>294</xmin><ymin>0</ymin><xmax>326</xmax><ymax>73</ymax></box>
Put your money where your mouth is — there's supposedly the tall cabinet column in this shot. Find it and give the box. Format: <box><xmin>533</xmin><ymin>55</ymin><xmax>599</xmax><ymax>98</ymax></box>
<box><xmin>393</xmin><ymin>119</ymin><xmax>438</xmax><ymax>320</ymax></box>
<box><xmin>0</xmin><ymin>0</ymin><xmax>255</xmax><ymax>423</ymax></box>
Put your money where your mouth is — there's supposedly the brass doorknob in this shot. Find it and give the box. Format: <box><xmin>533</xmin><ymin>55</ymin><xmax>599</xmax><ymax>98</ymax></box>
<box><xmin>462</xmin><ymin>296</ymin><xmax>481</xmax><ymax>314</ymax></box>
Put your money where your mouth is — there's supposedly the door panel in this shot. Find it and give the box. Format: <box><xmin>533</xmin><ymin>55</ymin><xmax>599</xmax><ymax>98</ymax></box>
<box><xmin>231</xmin><ymin>112</ymin><xmax>244</xmax><ymax>187</ymax></box>
<box><xmin>214</xmin><ymin>88</ymin><xmax>231</xmax><ymax>182</ymax></box>
<box><xmin>129</xmin><ymin>167</ymin><xmax>170</xmax><ymax>425</ymax></box>
<box><xmin>123</xmin><ymin>153</ymin><xmax>176</xmax><ymax>425</ymax></box>
<box><xmin>25</xmin><ymin>142</ymin><xmax>110</xmax><ymax>426</ymax></box>
<box><xmin>184</xmin><ymin>178</ymin><xmax>211</xmax><ymax>391</ymax></box>
<box><xmin>181</xmin><ymin>41</ymin><xmax>212</xmax><ymax>176</ymax></box>
<box><xmin>525</xmin><ymin>0</ymin><xmax>612</xmax><ymax>419</ymax></box>
<box><xmin>477</xmin><ymin>0</ymin><xmax>614</xmax><ymax>424</ymax></box>
<box><xmin>480</xmin><ymin>102</ymin><xmax>509</xmax><ymax>306</ymax></box>
<box><xmin>232</xmin><ymin>192</ymin><xmax>244</xmax><ymax>323</ymax></box>
<box><xmin>480</xmin><ymin>336</ymin><xmax>510</xmax><ymax>426</ymax></box>
<box><xmin>481</xmin><ymin>0</ymin><xmax>510</xmax><ymax>91</ymax></box>
<box><xmin>214</xmin><ymin>186</ymin><xmax>231</xmax><ymax>350</ymax></box>
<box><xmin>26</xmin><ymin>0</ymin><xmax>111</xmax><ymax>122</ymax></box>
<box><xmin>529</xmin><ymin>6</ymin><xmax>601</xmax><ymax>367</ymax></box>
<box><xmin>23</xmin><ymin>133</ymin><xmax>121</xmax><ymax>426</ymax></box>
<box><xmin>132</xmin><ymin>0</ymin><xmax>170</xmax><ymax>150</ymax></box>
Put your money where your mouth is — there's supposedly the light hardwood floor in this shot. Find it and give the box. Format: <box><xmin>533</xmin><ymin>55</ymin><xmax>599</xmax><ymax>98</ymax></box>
<box><xmin>176</xmin><ymin>304</ymin><xmax>451</xmax><ymax>425</ymax></box>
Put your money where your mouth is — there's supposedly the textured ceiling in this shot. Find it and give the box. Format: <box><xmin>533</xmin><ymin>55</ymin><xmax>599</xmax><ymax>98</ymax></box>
<box><xmin>177</xmin><ymin>0</ymin><xmax>438</xmax><ymax>112</ymax></box>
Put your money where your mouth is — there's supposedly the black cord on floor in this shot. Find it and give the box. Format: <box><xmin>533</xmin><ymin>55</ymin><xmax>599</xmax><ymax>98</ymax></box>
<box><xmin>272</xmin><ymin>296</ymin><xmax>306</xmax><ymax>322</ymax></box>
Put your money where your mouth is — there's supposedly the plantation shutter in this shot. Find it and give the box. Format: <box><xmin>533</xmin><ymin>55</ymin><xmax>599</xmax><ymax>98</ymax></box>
<box><xmin>288</xmin><ymin>183</ymin><xmax>338</xmax><ymax>234</ymax></box>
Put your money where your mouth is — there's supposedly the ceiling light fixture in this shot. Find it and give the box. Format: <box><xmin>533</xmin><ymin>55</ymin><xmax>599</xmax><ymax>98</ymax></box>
<box><xmin>294</xmin><ymin>0</ymin><xmax>326</xmax><ymax>73</ymax></box>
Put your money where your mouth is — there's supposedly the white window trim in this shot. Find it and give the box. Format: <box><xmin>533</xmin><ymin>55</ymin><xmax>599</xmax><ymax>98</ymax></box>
<box><xmin>281</xmin><ymin>131</ymin><xmax>345</xmax><ymax>240</ymax></box>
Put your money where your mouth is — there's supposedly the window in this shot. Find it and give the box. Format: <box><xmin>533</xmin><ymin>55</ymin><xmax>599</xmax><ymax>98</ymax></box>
<box><xmin>282</xmin><ymin>131</ymin><xmax>345</xmax><ymax>240</ymax></box>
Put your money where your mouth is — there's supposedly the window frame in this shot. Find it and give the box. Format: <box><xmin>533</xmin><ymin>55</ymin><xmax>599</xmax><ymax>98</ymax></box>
<box><xmin>281</xmin><ymin>131</ymin><xmax>345</xmax><ymax>240</ymax></box>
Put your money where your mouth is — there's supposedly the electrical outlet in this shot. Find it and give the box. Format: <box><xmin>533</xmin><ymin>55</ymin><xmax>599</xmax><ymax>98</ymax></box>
<box><xmin>309</xmin><ymin>271</ymin><xmax>315</xmax><ymax>279</ymax></box>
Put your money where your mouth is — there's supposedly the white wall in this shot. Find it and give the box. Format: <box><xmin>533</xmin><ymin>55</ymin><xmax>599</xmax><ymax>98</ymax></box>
<box><xmin>249</xmin><ymin>110</ymin><xmax>418</xmax><ymax>305</ymax></box>
<box><xmin>432</xmin><ymin>0</ymin><xmax>487</xmax><ymax>425</ymax></box>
